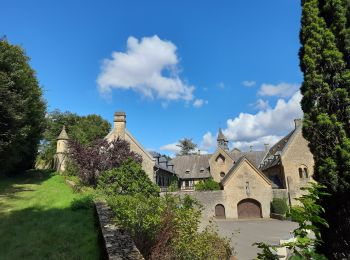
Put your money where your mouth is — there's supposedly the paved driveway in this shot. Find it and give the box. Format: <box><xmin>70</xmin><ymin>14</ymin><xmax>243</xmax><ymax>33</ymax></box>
<box><xmin>213</xmin><ymin>219</ymin><xmax>298</xmax><ymax>260</ymax></box>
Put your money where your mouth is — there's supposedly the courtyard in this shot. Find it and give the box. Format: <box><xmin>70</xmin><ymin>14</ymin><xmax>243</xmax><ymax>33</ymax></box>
<box><xmin>214</xmin><ymin>219</ymin><xmax>298</xmax><ymax>259</ymax></box>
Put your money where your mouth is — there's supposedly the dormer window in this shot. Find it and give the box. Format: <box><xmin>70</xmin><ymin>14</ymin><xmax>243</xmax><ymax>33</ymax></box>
<box><xmin>200</xmin><ymin>167</ymin><xmax>205</xmax><ymax>173</ymax></box>
<box><xmin>185</xmin><ymin>169</ymin><xmax>190</xmax><ymax>174</ymax></box>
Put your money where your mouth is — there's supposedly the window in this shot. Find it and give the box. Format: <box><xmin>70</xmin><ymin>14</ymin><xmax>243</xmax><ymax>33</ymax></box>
<box><xmin>304</xmin><ymin>168</ymin><xmax>308</xmax><ymax>178</ymax></box>
<box><xmin>220</xmin><ymin>172</ymin><xmax>225</xmax><ymax>178</ymax></box>
<box><xmin>299</xmin><ymin>168</ymin><xmax>303</xmax><ymax>178</ymax></box>
<box><xmin>299</xmin><ymin>166</ymin><xmax>309</xmax><ymax>179</ymax></box>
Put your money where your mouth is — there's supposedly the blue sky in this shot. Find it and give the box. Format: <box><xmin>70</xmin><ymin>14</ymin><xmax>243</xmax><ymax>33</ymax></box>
<box><xmin>1</xmin><ymin>0</ymin><xmax>303</xmax><ymax>155</ymax></box>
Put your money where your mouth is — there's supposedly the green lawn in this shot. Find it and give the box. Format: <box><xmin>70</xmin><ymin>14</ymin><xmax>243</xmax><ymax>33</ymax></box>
<box><xmin>0</xmin><ymin>170</ymin><xmax>100</xmax><ymax>259</ymax></box>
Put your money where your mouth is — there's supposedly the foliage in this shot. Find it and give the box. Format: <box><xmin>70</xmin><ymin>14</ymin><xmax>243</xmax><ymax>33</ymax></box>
<box><xmin>107</xmin><ymin>194</ymin><xmax>232</xmax><ymax>260</ymax></box>
<box><xmin>37</xmin><ymin>109</ymin><xmax>111</xmax><ymax>168</ymax></box>
<box><xmin>68</xmin><ymin>138</ymin><xmax>142</xmax><ymax>186</ymax></box>
<box><xmin>254</xmin><ymin>183</ymin><xmax>328</xmax><ymax>260</ymax></box>
<box><xmin>98</xmin><ymin>158</ymin><xmax>159</xmax><ymax>197</ymax></box>
<box><xmin>271</xmin><ymin>198</ymin><xmax>288</xmax><ymax>216</ymax></box>
<box><xmin>300</xmin><ymin>0</ymin><xmax>350</xmax><ymax>257</ymax></box>
<box><xmin>0</xmin><ymin>39</ymin><xmax>46</xmax><ymax>175</ymax></box>
<box><xmin>167</xmin><ymin>176</ymin><xmax>179</xmax><ymax>192</ymax></box>
<box><xmin>195</xmin><ymin>178</ymin><xmax>221</xmax><ymax>191</ymax></box>
<box><xmin>0</xmin><ymin>170</ymin><xmax>100</xmax><ymax>259</ymax></box>
<box><xmin>176</xmin><ymin>138</ymin><xmax>197</xmax><ymax>155</ymax></box>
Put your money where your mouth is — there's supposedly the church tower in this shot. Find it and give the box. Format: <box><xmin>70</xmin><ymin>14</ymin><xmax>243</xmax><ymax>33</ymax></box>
<box><xmin>55</xmin><ymin>125</ymin><xmax>69</xmax><ymax>172</ymax></box>
<box><xmin>217</xmin><ymin>128</ymin><xmax>229</xmax><ymax>151</ymax></box>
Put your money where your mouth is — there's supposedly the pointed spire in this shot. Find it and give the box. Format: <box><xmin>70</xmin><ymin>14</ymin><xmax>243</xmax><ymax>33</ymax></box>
<box><xmin>217</xmin><ymin>128</ymin><xmax>229</xmax><ymax>150</ymax></box>
<box><xmin>217</xmin><ymin>128</ymin><xmax>228</xmax><ymax>141</ymax></box>
<box><xmin>57</xmin><ymin>125</ymin><xmax>69</xmax><ymax>140</ymax></box>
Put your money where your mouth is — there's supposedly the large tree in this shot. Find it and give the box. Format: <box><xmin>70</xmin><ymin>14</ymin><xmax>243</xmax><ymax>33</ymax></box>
<box><xmin>0</xmin><ymin>39</ymin><xmax>46</xmax><ymax>175</ymax></box>
<box><xmin>299</xmin><ymin>0</ymin><xmax>350</xmax><ymax>257</ymax></box>
<box><xmin>176</xmin><ymin>138</ymin><xmax>197</xmax><ymax>156</ymax></box>
<box><xmin>37</xmin><ymin>109</ymin><xmax>111</xmax><ymax>168</ymax></box>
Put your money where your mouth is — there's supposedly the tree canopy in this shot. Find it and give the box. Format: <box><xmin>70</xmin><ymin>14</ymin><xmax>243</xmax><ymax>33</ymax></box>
<box><xmin>37</xmin><ymin>110</ymin><xmax>111</xmax><ymax>168</ymax></box>
<box><xmin>176</xmin><ymin>138</ymin><xmax>197</xmax><ymax>156</ymax></box>
<box><xmin>300</xmin><ymin>0</ymin><xmax>350</xmax><ymax>257</ymax></box>
<box><xmin>0</xmin><ymin>39</ymin><xmax>46</xmax><ymax>175</ymax></box>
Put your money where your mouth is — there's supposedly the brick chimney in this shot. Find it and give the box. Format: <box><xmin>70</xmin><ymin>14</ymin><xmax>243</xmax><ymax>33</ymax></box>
<box><xmin>114</xmin><ymin>112</ymin><xmax>126</xmax><ymax>139</ymax></box>
<box><xmin>294</xmin><ymin>118</ymin><xmax>302</xmax><ymax>129</ymax></box>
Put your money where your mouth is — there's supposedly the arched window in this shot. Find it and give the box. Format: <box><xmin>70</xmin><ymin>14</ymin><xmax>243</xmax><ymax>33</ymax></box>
<box><xmin>304</xmin><ymin>168</ymin><xmax>308</xmax><ymax>178</ymax></box>
<box><xmin>299</xmin><ymin>168</ymin><xmax>303</xmax><ymax>178</ymax></box>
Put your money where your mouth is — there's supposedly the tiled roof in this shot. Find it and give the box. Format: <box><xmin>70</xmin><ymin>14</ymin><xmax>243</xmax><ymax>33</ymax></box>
<box><xmin>170</xmin><ymin>154</ymin><xmax>212</xmax><ymax>179</ymax></box>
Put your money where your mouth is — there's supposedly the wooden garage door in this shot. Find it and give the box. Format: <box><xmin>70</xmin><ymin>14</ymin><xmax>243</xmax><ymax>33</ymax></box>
<box><xmin>237</xmin><ymin>199</ymin><xmax>262</xmax><ymax>219</ymax></box>
<box><xmin>215</xmin><ymin>204</ymin><xmax>226</xmax><ymax>218</ymax></box>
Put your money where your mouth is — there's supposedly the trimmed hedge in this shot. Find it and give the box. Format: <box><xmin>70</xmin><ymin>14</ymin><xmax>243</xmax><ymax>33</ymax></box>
<box><xmin>271</xmin><ymin>198</ymin><xmax>288</xmax><ymax>215</ymax></box>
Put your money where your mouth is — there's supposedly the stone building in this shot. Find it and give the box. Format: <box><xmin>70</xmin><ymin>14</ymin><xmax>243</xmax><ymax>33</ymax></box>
<box><xmin>105</xmin><ymin>112</ymin><xmax>176</xmax><ymax>188</ymax></box>
<box><xmin>170</xmin><ymin>119</ymin><xmax>314</xmax><ymax>219</ymax></box>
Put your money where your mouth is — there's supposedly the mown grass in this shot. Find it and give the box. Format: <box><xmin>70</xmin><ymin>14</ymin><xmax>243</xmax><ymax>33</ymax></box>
<box><xmin>0</xmin><ymin>170</ymin><xmax>100</xmax><ymax>260</ymax></box>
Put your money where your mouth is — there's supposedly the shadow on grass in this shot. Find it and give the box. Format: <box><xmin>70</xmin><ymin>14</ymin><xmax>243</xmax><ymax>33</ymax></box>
<box><xmin>0</xmin><ymin>205</ymin><xmax>101</xmax><ymax>260</ymax></box>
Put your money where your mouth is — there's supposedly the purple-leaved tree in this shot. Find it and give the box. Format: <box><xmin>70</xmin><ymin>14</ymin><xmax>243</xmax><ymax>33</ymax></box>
<box><xmin>68</xmin><ymin>138</ymin><xmax>142</xmax><ymax>186</ymax></box>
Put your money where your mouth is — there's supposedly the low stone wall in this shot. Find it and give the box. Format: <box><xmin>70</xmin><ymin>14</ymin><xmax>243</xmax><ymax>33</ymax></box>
<box><xmin>94</xmin><ymin>201</ymin><xmax>144</xmax><ymax>260</ymax></box>
<box><xmin>272</xmin><ymin>189</ymin><xmax>288</xmax><ymax>200</ymax></box>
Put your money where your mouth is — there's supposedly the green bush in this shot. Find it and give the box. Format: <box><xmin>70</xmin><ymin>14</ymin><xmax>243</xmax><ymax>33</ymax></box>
<box><xmin>98</xmin><ymin>158</ymin><xmax>159</xmax><ymax>197</ymax></box>
<box><xmin>271</xmin><ymin>198</ymin><xmax>288</xmax><ymax>216</ymax></box>
<box><xmin>195</xmin><ymin>178</ymin><xmax>221</xmax><ymax>191</ymax></box>
<box><xmin>107</xmin><ymin>193</ymin><xmax>232</xmax><ymax>259</ymax></box>
<box><xmin>167</xmin><ymin>176</ymin><xmax>179</xmax><ymax>192</ymax></box>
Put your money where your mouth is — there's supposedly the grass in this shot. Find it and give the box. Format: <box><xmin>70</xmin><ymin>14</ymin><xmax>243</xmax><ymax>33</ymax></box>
<box><xmin>0</xmin><ymin>170</ymin><xmax>100</xmax><ymax>259</ymax></box>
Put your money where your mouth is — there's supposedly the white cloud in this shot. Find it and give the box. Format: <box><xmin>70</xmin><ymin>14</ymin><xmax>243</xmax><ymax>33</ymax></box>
<box><xmin>193</xmin><ymin>99</ymin><xmax>208</xmax><ymax>108</ymax></box>
<box><xmin>258</xmin><ymin>82</ymin><xmax>299</xmax><ymax>98</ymax></box>
<box><xmin>222</xmin><ymin>91</ymin><xmax>303</xmax><ymax>150</ymax></box>
<box><xmin>242</xmin><ymin>80</ymin><xmax>256</xmax><ymax>87</ymax></box>
<box><xmin>200</xmin><ymin>132</ymin><xmax>215</xmax><ymax>150</ymax></box>
<box><xmin>159</xmin><ymin>142</ymin><xmax>181</xmax><ymax>154</ymax></box>
<box><xmin>232</xmin><ymin>135</ymin><xmax>283</xmax><ymax>151</ymax></box>
<box><xmin>253</xmin><ymin>99</ymin><xmax>270</xmax><ymax>110</ymax></box>
<box><xmin>97</xmin><ymin>35</ymin><xmax>195</xmax><ymax>102</ymax></box>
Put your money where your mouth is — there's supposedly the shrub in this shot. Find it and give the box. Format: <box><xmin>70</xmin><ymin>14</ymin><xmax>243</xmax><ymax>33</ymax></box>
<box><xmin>107</xmin><ymin>193</ymin><xmax>233</xmax><ymax>260</ymax></box>
<box><xmin>68</xmin><ymin>138</ymin><xmax>142</xmax><ymax>186</ymax></box>
<box><xmin>195</xmin><ymin>178</ymin><xmax>221</xmax><ymax>191</ymax></box>
<box><xmin>167</xmin><ymin>177</ymin><xmax>179</xmax><ymax>192</ymax></box>
<box><xmin>271</xmin><ymin>198</ymin><xmax>288</xmax><ymax>216</ymax></box>
<box><xmin>98</xmin><ymin>159</ymin><xmax>159</xmax><ymax>197</ymax></box>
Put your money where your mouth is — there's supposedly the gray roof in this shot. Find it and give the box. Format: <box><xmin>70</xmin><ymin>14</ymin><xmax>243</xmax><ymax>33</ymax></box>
<box><xmin>170</xmin><ymin>154</ymin><xmax>212</xmax><ymax>179</ymax></box>
<box><xmin>57</xmin><ymin>126</ymin><xmax>69</xmax><ymax>140</ymax></box>
<box><xmin>228</xmin><ymin>150</ymin><xmax>266</xmax><ymax>168</ymax></box>
<box><xmin>149</xmin><ymin>151</ymin><xmax>175</xmax><ymax>175</ymax></box>
<box><xmin>260</xmin><ymin>129</ymin><xmax>295</xmax><ymax>170</ymax></box>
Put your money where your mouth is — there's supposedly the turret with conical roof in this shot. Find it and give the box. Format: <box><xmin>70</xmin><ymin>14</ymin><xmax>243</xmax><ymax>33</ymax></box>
<box><xmin>55</xmin><ymin>125</ymin><xmax>69</xmax><ymax>172</ymax></box>
<box><xmin>217</xmin><ymin>128</ymin><xmax>229</xmax><ymax>151</ymax></box>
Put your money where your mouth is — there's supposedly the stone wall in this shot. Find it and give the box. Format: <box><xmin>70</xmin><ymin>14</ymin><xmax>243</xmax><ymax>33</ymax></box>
<box><xmin>94</xmin><ymin>201</ymin><xmax>144</xmax><ymax>260</ymax></box>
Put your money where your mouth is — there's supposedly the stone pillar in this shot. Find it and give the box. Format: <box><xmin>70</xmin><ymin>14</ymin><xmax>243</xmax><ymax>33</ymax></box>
<box><xmin>56</xmin><ymin>126</ymin><xmax>69</xmax><ymax>172</ymax></box>
<box><xmin>114</xmin><ymin>112</ymin><xmax>126</xmax><ymax>139</ymax></box>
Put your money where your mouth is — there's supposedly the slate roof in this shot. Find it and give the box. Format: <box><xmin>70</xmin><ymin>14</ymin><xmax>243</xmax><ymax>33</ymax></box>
<box><xmin>259</xmin><ymin>129</ymin><xmax>295</xmax><ymax>171</ymax></box>
<box><xmin>149</xmin><ymin>151</ymin><xmax>176</xmax><ymax>174</ymax></box>
<box><xmin>170</xmin><ymin>154</ymin><xmax>212</xmax><ymax>179</ymax></box>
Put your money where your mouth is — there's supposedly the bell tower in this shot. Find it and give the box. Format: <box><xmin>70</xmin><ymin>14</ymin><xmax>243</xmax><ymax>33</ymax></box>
<box><xmin>217</xmin><ymin>128</ymin><xmax>229</xmax><ymax>151</ymax></box>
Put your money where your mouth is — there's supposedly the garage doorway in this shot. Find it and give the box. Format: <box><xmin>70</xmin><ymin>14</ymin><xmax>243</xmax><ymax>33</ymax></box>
<box><xmin>237</xmin><ymin>199</ymin><xmax>262</xmax><ymax>219</ymax></box>
<box><xmin>215</xmin><ymin>204</ymin><xmax>226</xmax><ymax>218</ymax></box>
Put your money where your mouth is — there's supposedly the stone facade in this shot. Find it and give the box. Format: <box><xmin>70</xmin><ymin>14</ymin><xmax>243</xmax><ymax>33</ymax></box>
<box><xmin>170</xmin><ymin>119</ymin><xmax>314</xmax><ymax>219</ymax></box>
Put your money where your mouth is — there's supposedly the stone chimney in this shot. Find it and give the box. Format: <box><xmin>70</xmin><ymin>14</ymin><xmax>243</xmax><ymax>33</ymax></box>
<box><xmin>294</xmin><ymin>118</ymin><xmax>302</xmax><ymax>129</ymax></box>
<box><xmin>114</xmin><ymin>112</ymin><xmax>126</xmax><ymax>139</ymax></box>
<box><xmin>249</xmin><ymin>145</ymin><xmax>253</xmax><ymax>152</ymax></box>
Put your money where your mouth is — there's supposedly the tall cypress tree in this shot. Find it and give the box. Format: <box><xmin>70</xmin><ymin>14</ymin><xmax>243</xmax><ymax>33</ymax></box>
<box><xmin>300</xmin><ymin>0</ymin><xmax>350</xmax><ymax>258</ymax></box>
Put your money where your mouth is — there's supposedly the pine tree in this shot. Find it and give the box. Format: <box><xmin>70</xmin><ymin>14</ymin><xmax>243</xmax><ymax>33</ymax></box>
<box><xmin>300</xmin><ymin>0</ymin><xmax>350</xmax><ymax>257</ymax></box>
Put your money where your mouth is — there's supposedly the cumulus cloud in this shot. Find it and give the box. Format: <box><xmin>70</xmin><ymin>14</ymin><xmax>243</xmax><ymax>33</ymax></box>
<box><xmin>160</xmin><ymin>142</ymin><xmax>181</xmax><ymax>154</ymax></box>
<box><xmin>222</xmin><ymin>91</ymin><xmax>303</xmax><ymax>150</ymax></box>
<box><xmin>193</xmin><ymin>99</ymin><xmax>208</xmax><ymax>108</ymax></box>
<box><xmin>200</xmin><ymin>132</ymin><xmax>215</xmax><ymax>150</ymax></box>
<box><xmin>97</xmin><ymin>35</ymin><xmax>195</xmax><ymax>102</ymax></box>
<box><xmin>232</xmin><ymin>135</ymin><xmax>283</xmax><ymax>151</ymax></box>
<box><xmin>253</xmin><ymin>99</ymin><xmax>270</xmax><ymax>110</ymax></box>
<box><xmin>242</xmin><ymin>80</ymin><xmax>256</xmax><ymax>87</ymax></box>
<box><xmin>258</xmin><ymin>82</ymin><xmax>300</xmax><ymax>98</ymax></box>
